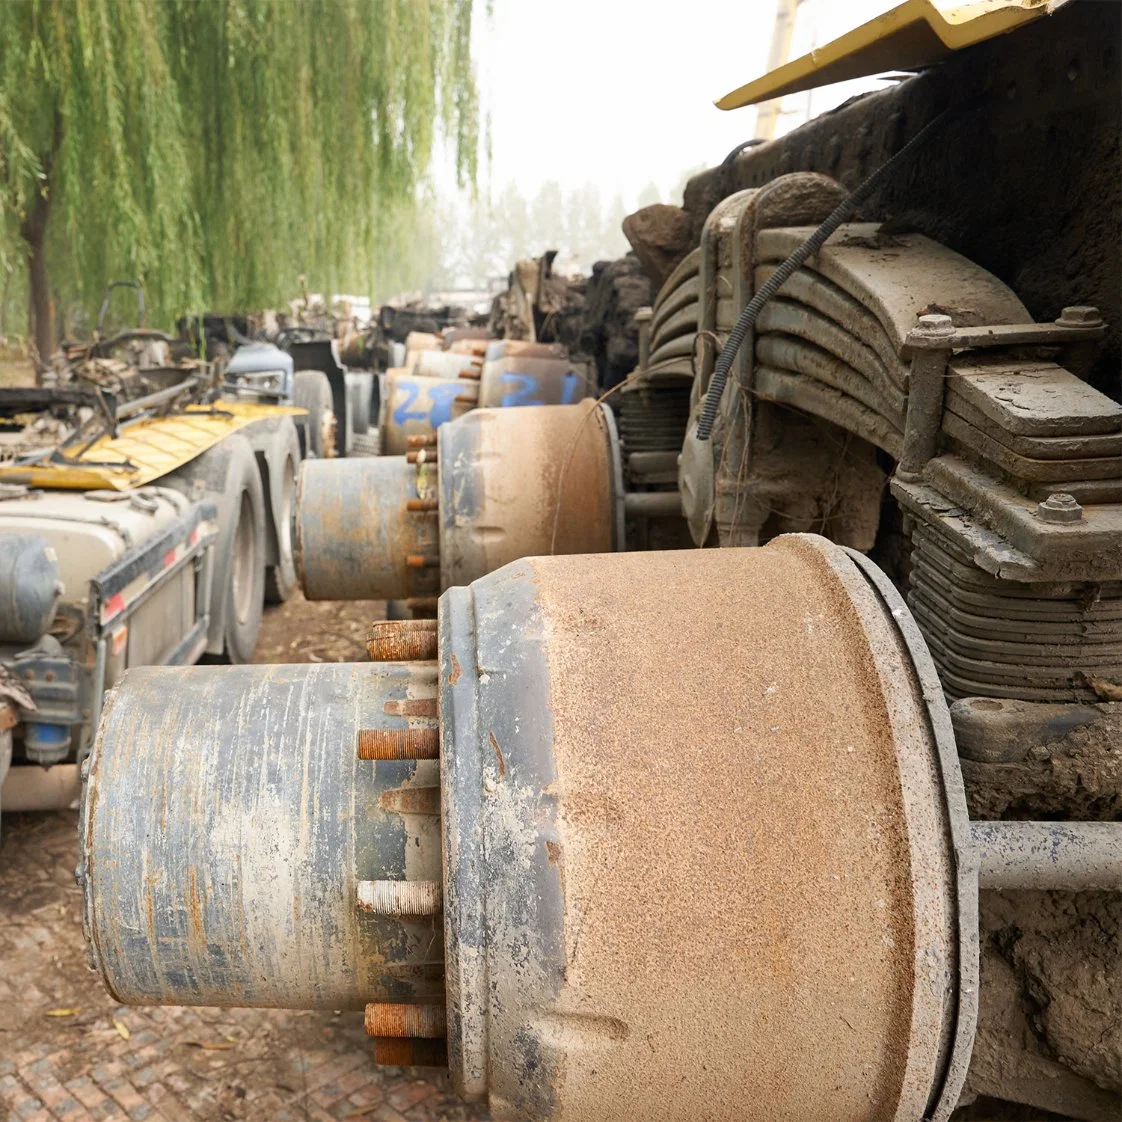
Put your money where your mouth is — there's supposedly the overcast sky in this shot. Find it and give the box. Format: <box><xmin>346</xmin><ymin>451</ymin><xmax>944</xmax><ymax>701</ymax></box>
<box><xmin>467</xmin><ymin>0</ymin><xmax>898</xmax><ymax>208</ymax></box>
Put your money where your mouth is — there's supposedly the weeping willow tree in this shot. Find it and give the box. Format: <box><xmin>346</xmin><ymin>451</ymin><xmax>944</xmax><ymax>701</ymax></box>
<box><xmin>0</xmin><ymin>0</ymin><xmax>477</xmax><ymax>362</ymax></box>
<box><xmin>0</xmin><ymin>1</ymin><xmax>201</xmax><ymax>358</ymax></box>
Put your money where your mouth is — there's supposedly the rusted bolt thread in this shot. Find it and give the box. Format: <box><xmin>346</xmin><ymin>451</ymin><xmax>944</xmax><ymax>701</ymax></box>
<box><xmin>368</xmin><ymin>633</ymin><xmax>437</xmax><ymax>662</ymax></box>
<box><xmin>356</xmin><ymin>727</ymin><xmax>439</xmax><ymax>760</ymax></box>
<box><xmin>406</xmin><ymin>449</ymin><xmax>436</xmax><ymax>465</ymax></box>
<box><xmin>372</xmin><ymin>1037</ymin><xmax>448</xmax><ymax>1067</ymax></box>
<box><xmin>456</xmin><ymin>369</ymin><xmax>481</xmax><ymax>380</ymax></box>
<box><xmin>405</xmin><ymin>498</ymin><xmax>439</xmax><ymax>512</ymax></box>
<box><xmin>367</xmin><ymin>632</ymin><xmax>437</xmax><ymax>660</ymax></box>
<box><xmin>405</xmin><ymin>554</ymin><xmax>440</xmax><ymax>570</ymax></box>
<box><xmin>357</xmin><ymin>879</ymin><xmax>443</xmax><ymax>917</ymax></box>
<box><xmin>406</xmin><ymin>434</ymin><xmax>438</xmax><ymax>448</ymax></box>
<box><xmin>454</xmin><ymin>393</ymin><xmax>475</xmax><ymax>403</ymax></box>
<box><xmin>365</xmin><ymin>1002</ymin><xmax>446</xmax><ymax>1039</ymax></box>
<box><xmin>371</xmin><ymin>619</ymin><xmax>438</xmax><ymax>636</ymax></box>
<box><xmin>368</xmin><ymin>619</ymin><xmax>438</xmax><ymax>661</ymax></box>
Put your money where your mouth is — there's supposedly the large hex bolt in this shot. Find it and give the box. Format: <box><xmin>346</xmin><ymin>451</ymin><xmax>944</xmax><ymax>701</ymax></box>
<box><xmin>1035</xmin><ymin>491</ymin><xmax>1084</xmax><ymax>523</ymax></box>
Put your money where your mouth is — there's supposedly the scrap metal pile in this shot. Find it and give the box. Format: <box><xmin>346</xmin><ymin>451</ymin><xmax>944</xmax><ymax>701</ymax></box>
<box><xmin>3</xmin><ymin>337</ymin><xmax>217</xmax><ymax>467</ymax></box>
<box><xmin>74</xmin><ymin>3</ymin><xmax>1120</xmax><ymax>1121</ymax></box>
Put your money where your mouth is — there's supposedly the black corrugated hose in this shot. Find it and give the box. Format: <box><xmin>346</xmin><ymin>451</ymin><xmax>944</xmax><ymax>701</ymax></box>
<box><xmin>694</xmin><ymin>107</ymin><xmax>954</xmax><ymax>441</ymax></box>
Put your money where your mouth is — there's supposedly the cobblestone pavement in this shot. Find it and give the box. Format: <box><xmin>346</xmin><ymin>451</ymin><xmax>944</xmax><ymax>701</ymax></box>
<box><xmin>0</xmin><ymin>596</ymin><xmax>486</xmax><ymax>1122</ymax></box>
<box><xmin>0</xmin><ymin>811</ymin><xmax>486</xmax><ymax>1122</ymax></box>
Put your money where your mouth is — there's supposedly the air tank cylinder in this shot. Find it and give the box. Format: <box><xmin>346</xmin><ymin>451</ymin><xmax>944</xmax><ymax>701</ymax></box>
<box><xmin>0</xmin><ymin>534</ymin><xmax>62</xmax><ymax>644</ymax></box>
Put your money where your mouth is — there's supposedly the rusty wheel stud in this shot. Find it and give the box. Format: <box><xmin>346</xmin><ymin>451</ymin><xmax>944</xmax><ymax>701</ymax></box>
<box><xmin>356</xmin><ymin>727</ymin><xmax>438</xmax><ymax>760</ymax></box>
<box><xmin>365</xmin><ymin>1002</ymin><xmax>446</xmax><ymax>1039</ymax></box>
<box><xmin>371</xmin><ymin>1036</ymin><xmax>448</xmax><ymax>1067</ymax></box>
<box><xmin>368</xmin><ymin>620</ymin><xmax>438</xmax><ymax>661</ymax></box>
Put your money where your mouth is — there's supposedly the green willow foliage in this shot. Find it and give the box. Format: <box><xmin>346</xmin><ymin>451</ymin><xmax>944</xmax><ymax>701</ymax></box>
<box><xmin>0</xmin><ymin>0</ymin><xmax>477</xmax><ymax>332</ymax></box>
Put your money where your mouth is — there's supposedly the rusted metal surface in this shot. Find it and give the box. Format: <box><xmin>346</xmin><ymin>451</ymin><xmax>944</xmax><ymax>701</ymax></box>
<box><xmin>368</xmin><ymin>620</ymin><xmax>439</xmax><ymax>662</ymax></box>
<box><xmin>296</xmin><ymin>455</ymin><xmax>438</xmax><ymax>602</ymax></box>
<box><xmin>437</xmin><ymin>401</ymin><xmax>616</xmax><ymax>590</ymax></box>
<box><xmin>438</xmin><ymin>535</ymin><xmax>963</xmax><ymax>1120</ymax></box>
<box><xmin>365</xmin><ymin>1002</ymin><xmax>447</xmax><ymax>1039</ymax></box>
<box><xmin>356</xmin><ymin>727</ymin><xmax>439</xmax><ymax>761</ymax></box>
<box><xmin>379</xmin><ymin>371</ymin><xmax>478</xmax><ymax>456</ymax></box>
<box><xmin>842</xmin><ymin>545</ymin><xmax>978</xmax><ymax>1122</ymax></box>
<box><xmin>402</xmin><ymin>333</ymin><xmax>441</xmax><ymax>365</ymax></box>
<box><xmin>898</xmin><ymin>313</ymin><xmax>956</xmax><ymax>479</ymax></box>
<box><xmin>80</xmin><ymin>661</ymin><xmax>444</xmax><ymax>1010</ymax></box>
<box><xmin>476</xmin><ymin>356</ymin><xmax>590</xmax><ymax>409</ymax></box>
<box><xmin>82</xmin><ymin>530</ymin><xmax>1122</xmax><ymax>1117</ymax></box>
<box><xmin>371</xmin><ymin>1037</ymin><xmax>449</xmax><ymax>1067</ymax></box>
<box><xmin>904</xmin><ymin>520</ymin><xmax>1122</xmax><ymax>701</ymax></box>
<box><xmin>298</xmin><ymin>403</ymin><xmax>620</xmax><ymax>608</ymax></box>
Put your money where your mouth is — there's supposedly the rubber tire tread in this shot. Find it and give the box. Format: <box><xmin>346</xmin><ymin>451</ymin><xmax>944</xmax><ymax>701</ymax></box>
<box><xmin>293</xmin><ymin>370</ymin><xmax>334</xmax><ymax>458</ymax></box>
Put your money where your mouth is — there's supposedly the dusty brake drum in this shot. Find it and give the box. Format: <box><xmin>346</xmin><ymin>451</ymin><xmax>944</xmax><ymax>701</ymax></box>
<box><xmin>437</xmin><ymin>535</ymin><xmax>975</xmax><ymax>1121</ymax></box>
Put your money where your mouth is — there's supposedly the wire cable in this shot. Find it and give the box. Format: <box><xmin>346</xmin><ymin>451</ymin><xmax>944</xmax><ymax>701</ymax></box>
<box><xmin>695</xmin><ymin>108</ymin><xmax>954</xmax><ymax>441</ymax></box>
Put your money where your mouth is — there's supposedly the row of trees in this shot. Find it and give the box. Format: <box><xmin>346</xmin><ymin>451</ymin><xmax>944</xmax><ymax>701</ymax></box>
<box><xmin>388</xmin><ymin>175</ymin><xmax>698</xmax><ymax>299</ymax></box>
<box><xmin>0</xmin><ymin>0</ymin><xmax>478</xmax><ymax>358</ymax></box>
<box><xmin>432</xmin><ymin>180</ymin><xmax>651</xmax><ymax>291</ymax></box>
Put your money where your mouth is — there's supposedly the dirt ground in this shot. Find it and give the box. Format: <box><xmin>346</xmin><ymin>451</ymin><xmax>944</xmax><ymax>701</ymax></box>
<box><xmin>0</xmin><ymin>592</ymin><xmax>488</xmax><ymax>1122</ymax></box>
<box><xmin>251</xmin><ymin>589</ymin><xmax>385</xmax><ymax>666</ymax></box>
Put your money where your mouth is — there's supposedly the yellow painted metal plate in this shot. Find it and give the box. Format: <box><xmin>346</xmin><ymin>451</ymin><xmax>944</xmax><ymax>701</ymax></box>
<box><xmin>716</xmin><ymin>0</ymin><xmax>1066</xmax><ymax>111</ymax></box>
<box><xmin>0</xmin><ymin>400</ymin><xmax>305</xmax><ymax>491</ymax></box>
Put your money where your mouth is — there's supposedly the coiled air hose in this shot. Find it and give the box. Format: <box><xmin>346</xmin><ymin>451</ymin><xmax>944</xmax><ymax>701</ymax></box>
<box><xmin>694</xmin><ymin>107</ymin><xmax>954</xmax><ymax>440</ymax></box>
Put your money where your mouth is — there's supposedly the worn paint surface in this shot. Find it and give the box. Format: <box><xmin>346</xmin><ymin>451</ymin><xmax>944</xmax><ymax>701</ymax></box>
<box><xmin>379</xmin><ymin>371</ymin><xmax>478</xmax><ymax>456</ymax></box>
<box><xmin>437</xmin><ymin>402</ymin><xmax>615</xmax><ymax>591</ymax></box>
<box><xmin>82</xmin><ymin>661</ymin><xmax>443</xmax><ymax>1010</ymax></box>
<box><xmin>296</xmin><ymin>455</ymin><xmax>436</xmax><ymax>602</ymax></box>
<box><xmin>0</xmin><ymin>400</ymin><xmax>306</xmax><ymax>491</ymax></box>
<box><xmin>477</xmin><ymin>357</ymin><xmax>590</xmax><ymax>409</ymax></box>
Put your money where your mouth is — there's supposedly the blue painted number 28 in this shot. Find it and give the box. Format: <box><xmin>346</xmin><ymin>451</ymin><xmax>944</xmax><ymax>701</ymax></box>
<box><xmin>392</xmin><ymin>379</ymin><xmax>465</xmax><ymax>429</ymax></box>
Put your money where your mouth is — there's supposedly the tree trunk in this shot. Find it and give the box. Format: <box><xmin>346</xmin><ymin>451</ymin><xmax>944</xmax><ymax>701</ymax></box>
<box><xmin>25</xmin><ymin>208</ymin><xmax>54</xmax><ymax>369</ymax></box>
<box><xmin>21</xmin><ymin>109</ymin><xmax>62</xmax><ymax>381</ymax></box>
